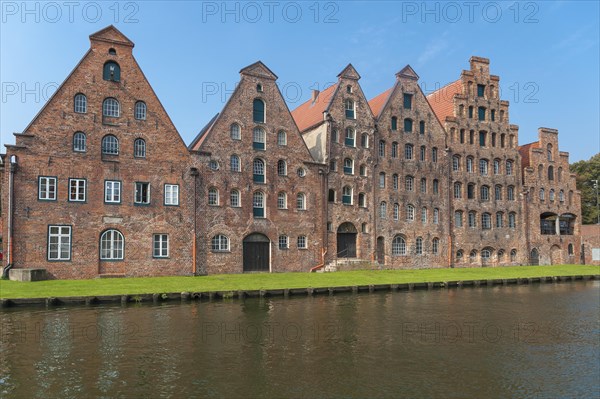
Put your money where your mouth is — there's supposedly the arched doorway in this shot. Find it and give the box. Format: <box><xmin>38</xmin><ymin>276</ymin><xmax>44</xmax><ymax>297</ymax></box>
<box><xmin>550</xmin><ymin>245</ymin><xmax>562</xmax><ymax>265</ymax></box>
<box><xmin>530</xmin><ymin>248</ymin><xmax>539</xmax><ymax>265</ymax></box>
<box><xmin>336</xmin><ymin>222</ymin><xmax>357</xmax><ymax>258</ymax></box>
<box><xmin>376</xmin><ymin>236</ymin><xmax>385</xmax><ymax>264</ymax></box>
<box><xmin>243</xmin><ymin>233</ymin><xmax>270</xmax><ymax>272</ymax></box>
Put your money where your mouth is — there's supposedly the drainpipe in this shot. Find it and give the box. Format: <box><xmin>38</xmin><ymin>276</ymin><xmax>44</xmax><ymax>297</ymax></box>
<box><xmin>3</xmin><ymin>155</ymin><xmax>17</xmax><ymax>278</ymax></box>
<box><xmin>190</xmin><ymin>167</ymin><xmax>199</xmax><ymax>275</ymax></box>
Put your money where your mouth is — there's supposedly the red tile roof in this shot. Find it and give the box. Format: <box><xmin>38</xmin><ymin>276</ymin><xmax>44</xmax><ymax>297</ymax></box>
<box><xmin>368</xmin><ymin>88</ymin><xmax>393</xmax><ymax>119</ymax></box>
<box><xmin>426</xmin><ymin>79</ymin><xmax>462</xmax><ymax>123</ymax></box>
<box><xmin>517</xmin><ymin>141</ymin><xmax>540</xmax><ymax>169</ymax></box>
<box><xmin>291</xmin><ymin>83</ymin><xmax>338</xmax><ymax>132</ymax></box>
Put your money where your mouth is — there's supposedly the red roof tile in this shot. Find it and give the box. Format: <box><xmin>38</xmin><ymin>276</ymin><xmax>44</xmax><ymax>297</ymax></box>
<box><xmin>368</xmin><ymin>88</ymin><xmax>393</xmax><ymax>119</ymax></box>
<box><xmin>426</xmin><ymin>80</ymin><xmax>462</xmax><ymax>123</ymax></box>
<box><xmin>291</xmin><ymin>83</ymin><xmax>338</xmax><ymax>132</ymax></box>
<box><xmin>517</xmin><ymin>141</ymin><xmax>540</xmax><ymax>169</ymax></box>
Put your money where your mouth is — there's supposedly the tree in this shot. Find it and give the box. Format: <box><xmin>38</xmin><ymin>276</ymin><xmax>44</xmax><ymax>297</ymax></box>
<box><xmin>571</xmin><ymin>154</ymin><xmax>600</xmax><ymax>224</ymax></box>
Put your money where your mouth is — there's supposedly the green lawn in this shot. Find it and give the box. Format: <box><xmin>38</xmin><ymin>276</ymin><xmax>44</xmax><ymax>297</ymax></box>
<box><xmin>0</xmin><ymin>265</ymin><xmax>598</xmax><ymax>299</ymax></box>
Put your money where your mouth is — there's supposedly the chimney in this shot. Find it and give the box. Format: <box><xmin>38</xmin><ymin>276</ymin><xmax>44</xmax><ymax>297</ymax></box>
<box><xmin>311</xmin><ymin>89</ymin><xmax>320</xmax><ymax>103</ymax></box>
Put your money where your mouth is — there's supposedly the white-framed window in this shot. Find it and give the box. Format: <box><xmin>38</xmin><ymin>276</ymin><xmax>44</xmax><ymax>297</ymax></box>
<box><xmin>467</xmin><ymin>157</ymin><xmax>474</xmax><ymax>173</ymax></box>
<box><xmin>74</xmin><ymin>93</ymin><xmax>87</xmax><ymax>113</ymax></box>
<box><xmin>421</xmin><ymin>207</ymin><xmax>427</xmax><ymax>224</ymax></box>
<box><xmin>297</xmin><ymin>235</ymin><xmax>307</xmax><ymax>249</ymax></box>
<box><xmin>253</xmin><ymin>191</ymin><xmax>265</xmax><ymax>218</ymax></box>
<box><xmin>496</xmin><ymin>212</ymin><xmax>504</xmax><ymax>228</ymax></box>
<box><xmin>208</xmin><ymin>187</ymin><xmax>219</xmax><ymax>206</ymax></box>
<box><xmin>212</xmin><ymin>235</ymin><xmax>230</xmax><ymax>252</ymax></box>
<box><xmin>494</xmin><ymin>159</ymin><xmax>501</xmax><ymax>175</ymax></box>
<box><xmin>297</xmin><ymin>167</ymin><xmax>306</xmax><ymax>177</ymax></box>
<box><xmin>73</xmin><ymin>132</ymin><xmax>86</xmax><ymax>152</ymax></box>
<box><xmin>134</xmin><ymin>101</ymin><xmax>147</xmax><ymax>120</ymax></box>
<box><xmin>102</xmin><ymin>135</ymin><xmax>119</xmax><ymax>155</ymax></box>
<box><xmin>506</xmin><ymin>160</ymin><xmax>513</xmax><ymax>175</ymax></box>
<box><xmin>433</xmin><ymin>208</ymin><xmax>439</xmax><ymax>224</ymax></box>
<box><xmin>230</xmin><ymin>189</ymin><xmax>240</xmax><ymax>207</ymax></box>
<box><xmin>39</xmin><ymin>176</ymin><xmax>57</xmax><ymax>200</ymax></box>
<box><xmin>420</xmin><ymin>178</ymin><xmax>427</xmax><ymax>193</ymax></box>
<box><xmin>358</xmin><ymin>193</ymin><xmax>366</xmax><ymax>208</ymax></box>
<box><xmin>227</xmin><ymin>155</ymin><xmax>239</xmax><ymax>172</ymax></box>
<box><xmin>415</xmin><ymin>237</ymin><xmax>423</xmax><ymax>255</ymax></box>
<box><xmin>345</xmin><ymin>127</ymin><xmax>356</xmax><ymax>147</ymax></box>
<box><xmin>392</xmin><ymin>235</ymin><xmax>406</xmax><ymax>256</ymax></box>
<box><xmin>277</xmin><ymin>160</ymin><xmax>287</xmax><ymax>176</ymax></box>
<box><xmin>455</xmin><ymin>211</ymin><xmax>463</xmax><ymax>227</ymax></box>
<box><xmin>344</xmin><ymin>158</ymin><xmax>354</xmax><ymax>175</ymax></box>
<box><xmin>102</xmin><ymin>98</ymin><xmax>120</xmax><ymax>117</ymax></box>
<box><xmin>432</xmin><ymin>238</ymin><xmax>439</xmax><ymax>255</ymax></box>
<box><xmin>342</xmin><ymin>186</ymin><xmax>353</xmax><ymax>205</ymax></box>
<box><xmin>406</xmin><ymin>204</ymin><xmax>415</xmax><ymax>221</ymax></box>
<box><xmin>379</xmin><ymin>201</ymin><xmax>387</xmax><ymax>219</ymax></box>
<box><xmin>507</xmin><ymin>186</ymin><xmax>515</xmax><ymax>201</ymax></box>
<box><xmin>230</xmin><ymin>123</ymin><xmax>241</xmax><ymax>140</ymax></box>
<box><xmin>253</xmin><ymin>158</ymin><xmax>266</xmax><ymax>183</ymax></box>
<box><xmin>482</xmin><ymin>213</ymin><xmax>492</xmax><ymax>230</ymax></box>
<box><xmin>253</xmin><ymin>127</ymin><xmax>266</xmax><ymax>150</ymax></box>
<box><xmin>452</xmin><ymin>155</ymin><xmax>461</xmax><ymax>171</ymax></box>
<box><xmin>405</xmin><ymin>176</ymin><xmax>414</xmax><ymax>191</ymax></box>
<box><xmin>393</xmin><ymin>203</ymin><xmax>399</xmax><ymax>220</ymax></box>
<box><xmin>404</xmin><ymin>144</ymin><xmax>413</xmax><ymax>160</ymax></box>
<box><xmin>393</xmin><ymin>174</ymin><xmax>399</xmax><ymax>190</ymax></box>
<box><xmin>278</xmin><ymin>130</ymin><xmax>287</xmax><ymax>146</ymax></box>
<box><xmin>100</xmin><ymin>229</ymin><xmax>124</xmax><ymax>260</ymax></box>
<box><xmin>69</xmin><ymin>179</ymin><xmax>86</xmax><ymax>202</ymax></box>
<box><xmin>133</xmin><ymin>182</ymin><xmax>150</xmax><ymax>205</ymax></box>
<box><xmin>379</xmin><ymin>140</ymin><xmax>386</xmax><ymax>157</ymax></box>
<box><xmin>153</xmin><ymin>234</ymin><xmax>169</xmax><ymax>258</ymax></box>
<box><xmin>345</xmin><ymin>99</ymin><xmax>355</xmax><ymax>119</ymax></box>
<box><xmin>296</xmin><ymin>193</ymin><xmax>306</xmax><ymax>210</ymax></box>
<box><xmin>105</xmin><ymin>180</ymin><xmax>121</xmax><ymax>203</ymax></box>
<box><xmin>208</xmin><ymin>160</ymin><xmax>219</xmax><ymax>171</ymax></box>
<box><xmin>379</xmin><ymin>172</ymin><xmax>386</xmax><ymax>188</ymax></box>
<box><xmin>454</xmin><ymin>182</ymin><xmax>462</xmax><ymax>199</ymax></box>
<box><xmin>360</xmin><ymin>165</ymin><xmax>367</xmax><ymax>177</ymax></box>
<box><xmin>48</xmin><ymin>225</ymin><xmax>71</xmax><ymax>261</ymax></box>
<box><xmin>481</xmin><ymin>185</ymin><xmax>490</xmax><ymax>201</ymax></box>
<box><xmin>278</xmin><ymin>235</ymin><xmax>289</xmax><ymax>249</ymax></box>
<box><xmin>278</xmin><ymin>192</ymin><xmax>287</xmax><ymax>209</ymax></box>
<box><xmin>391</xmin><ymin>142</ymin><xmax>398</xmax><ymax>158</ymax></box>
<box><xmin>165</xmin><ymin>184</ymin><xmax>179</xmax><ymax>206</ymax></box>
<box><xmin>468</xmin><ymin>211</ymin><xmax>477</xmax><ymax>228</ymax></box>
<box><xmin>479</xmin><ymin>159</ymin><xmax>489</xmax><ymax>175</ymax></box>
<box><xmin>134</xmin><ymin>138</ymin><xmax>146</xmax><ymax>158</ymax></box>
<box><xmin>508</xmin><ymin>212</ymin><xmax>516</xmax><ymax>228</ymax></box>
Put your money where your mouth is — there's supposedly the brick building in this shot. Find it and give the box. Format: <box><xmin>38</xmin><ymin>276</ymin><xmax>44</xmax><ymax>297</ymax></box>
<box><xmin>189</xmin><ymin>62</ymin><xmax>325</xmax><ymax>274</ymax></box>
<box><xmin>427</xmin><ymin>57</ymin><xmax>525</xmax><ymax>267</ymax></box>
<box><xmin>1</xmin><ymin>27</ymin><xmax>585</xmax><ymax>279</ymax></box>
<box><xmin>519</xmin><ymin>128</ymin><xmax>582</xmax><ymax>265</ymax></box>
<box><xmin>581</xmin><ymin>225</ymin><xmax>600</xmax><ymax>265</ymax></box>
<box><xmin>1</xmin><ymin>26</ymin><xmax>194</xmax><ymax>279</ymax></box>
<box><xmin>368</xmin><ymin>66</ymin><xmax>449</xmax><ymax>268</ymax></box>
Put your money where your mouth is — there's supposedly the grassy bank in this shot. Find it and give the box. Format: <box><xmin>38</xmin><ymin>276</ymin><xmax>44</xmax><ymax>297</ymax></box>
<box><xmin>1</xmin><ymin>265</ymin><xmax>598</xmax><ymax>300</ymax></box>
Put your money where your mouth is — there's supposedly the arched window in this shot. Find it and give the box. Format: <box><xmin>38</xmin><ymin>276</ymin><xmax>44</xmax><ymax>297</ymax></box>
<box><xmin>421</xmin><ymin>207</ymin><xmax>427</xmax><ymax>224</ymax></box>
<box><xmin>379</xmin><ymin>140</ymin><xmax>386</xmax><ymax>157</ymax></box>
<box><xmin>482</xmin><ymin>213</ymin><xmax>492</xmax><ymax>229</ymax></box>
<box><xmin>345</xmin><ymin>127</ymin><xmax>356</xmax><ymax>147</ymax></box>
<box><xmin>102</xmin><ymin>135</ymin><xmax>119</xmax><ymax>155</ymax></box>
<box><xmin>345</xmin><ymin>99</ymin><xmax>355</xmax><ymax>119</ymax></box>
<box><xmin>279</xmin><ymin>235</ymin><xmax>289</xmax><ymax>249</ymax></box>
<box><xmin>468</xmin><ymin>211</ymin><xmax>477</xmax><ymax>228</ymax></box>
<box><xmin>559</xmin><ymin>190</ymin><xmax>565</xmax><ymax>203</ymax></box>
<box><xmin>230</xmin><ymin>123</ymin><xmax>241</xmax><ymax>140</ymax></box>
<box><xmin>73</xmin><ymin>132</ymin><xmax>86</xmax><ymax>152</ymax></box>
<box><xmin>342</xmin><ymin>186</ymin><xmax>353</xmax><ymax>205</ymax></box>
<box><xmin>508</xmin><ymin>212</ymin><xmax>516</xmax><ymax>228</ymax></box>
<box><xmin>549</xmin><ymin>189</ymin><xmax>555</xmax><ymax>202</ymax></box>
<box><xmin>278</xmin><ymin>191</ymin><xmax>287</xmax><ymax>209</ymax></box>
<box><xmin>452</xmin><ymin>155</ymin><xmax>461</xmax><ymax>172</ymax></box>
<box><xmin>296</xmin><ymin>193</ymin><xmax>306</xmax><ymax>210</ymax></box>
<box><xmin>331</xmin><ymin>129</ymin><xmax>338</xmax><ymax>143</ymax></box>
<box><xmin>496</xmin><ymin>212</ymin><xmax>504</xmax><ymax>228</ymax></box>
<box><xmin>391</xmin><ymin>142</ymin><xmax>398</xmax><ymax>158</ymax></box>
<box><xmin>481</xmin><ymin>185</ymin><xmax>490</xmax><ymax>201</ymax></box>
<box><xmin>100</xmin><ymin>229</ymin><xmax>124</xmax><ymax>260</ymax></box>
<box><xmin>433</xmin><ymin>208</ymin><xmax>440</xmax><ymax>224</ymax></box>
<box><xmin>103</xmin><ymin>61</ymin><xmax>121</xmax><ymax>82</ymax></box>
<box><xmin>277</xmin><ymin>159</ymin><xmax>287</xmax><ymax>176</ymax></box>
<box><xmin>467</xmin><ymin>183</ymin><xmax>475</xmax><ymax>199</ymax></box>
<box><xmin>406</xmin><ymin>204</ymin><xmax>415</xmax><ymax>221</ymax></box>
<box><xmin>404</xmin><ymin>144</ymin><xmax>413</xmax><ymax>160</ymax></box>
<box><xmin>420</xmin><ymin>178</ymin><xmax>427</xmax><ymax>193</ymax></box>
<box><xmin>230</xmin><ymin>189</ymin><xmax>240</xmax><ymax>207</ymax></box>
<box><xmin>134</xmin><ymin>101</ymin><xmax>147</xmax><ymax>120</ymax></box>
<box><xmin>420</xmin><ymin>145</ymin><xmax>426</xmax><ymax>161</ymax></box>
<box><xmin>432</xmin><ymin>238</ymin><xmax>439</xmax><ymax>255</ymax></box>
<box><xmin>404</xmin><ymin>118</ymin><xmax>413</xmax><ymax>133</ymax></box>
<box><xmin>568</xmin><ymin>243</ymin><xmax>574</xmax><ymax>256</ymax></box>
<box><xmin>253</xmin><ymin>127</ymin><xmax>266</xmax><ymax>150</ymax></box>
<box><xmin>392</xmin><ymin>235</ymin><xmax>407</xmax><ymax>256</ymax></box>
<box><xmin>454</xmin><ymin>211</ymin><xmax>463</xmax><ymax>227</ymax></box>
<box><xmin>134</xmin><ymin>138</ymin><xmax>146</xmax><ymax>158</ymax></box>
<box><xmin>547</xmin><ymin>144</ymin><xmax>553</xmax><ymax>161</ymax></box>
<box><xmin>359</xmin><ymin>164</ymin><xmax>367</xmax><ymax>176</ymax></box>
<box><xmin>253</xmin><ymin>98</ymin><xmax>265</xmax><ymax>123</ymax></box>
<box><xmin>211</xmin><ymin>235</ymin><xmax>230</xmax><ymax>252</ymax></box>
<box><xmin>208</xmin><ymin>187</ymin><xmax>219</xmax><ymax>205</ymax></box>
<box><xmin>432</xmin><ymin>147</ymin><xmax>438</xmax><ymax>162</ymax></box>
<box><xmin>456</xmin><ymin>250</ymin><xmax>464</xmax><ymax>262</ymax></box>
<box><xmin>74</xmin><ymin>93</ymin><xmax>87</xmax><ymax>113</ymax></box>
<box><xmin>344</xmin><ymin>158</ymin><xmax>354</xmax><ymax>175</ymax></box>
<box><xmin>506</xmin><ymin>160</ymin><xmax>513</xmax><ymax>176</ymax></box>
<box><xmin>358</xmin><ymin>192</ymin><xmax>366</xmax><ymax>207</ymax></box>
<box><xmin>470</xmin><ymin>250</ymin><xmax>478</xmax><ymax>263</ymax></box>
<box><xmin>548</xmin><ymin>166</ymin><xmax>554</xmax><ymax>181</ymax></box>
<box><xmin>507</xmin><ymin>186</ymin><xmax>515</xmax><ymax>201</ymax></box>
<box><xmin>230</xmin><ymin>155</ymin><xmax>241</xmax><ymax>172</ymax></box>
<box><xmin>379</xmin><ymin>172</ymin><xmax>386</xmax><ymax>188</ymax></box>
<box><xmin>467</xmin><ymin>157</ymin><xmax>474</xmax><ymax>173</ymax></box>
<box><xmin>539</xmin><ymin>188</ymin><xmax>545</xmax><ymax>201</ymax></box>
<box><xmin>405</xmin><ymin>176</ymin><xmax>414</xmax><ymax>191</ymax></box>
<box><xmin>379</xmin><ymin>201</ymin><xmax>387</xmax><ymax>219</ymax></box>
<box><xmin>510</xmin><ymin>249</ymin><xmax>517</xmax><ymax>262</ymax></box>
<box><xmin>253</xmin><ymin>158</ymin><xmax>265</xmax><ymax>183</ymax></box>
<box><xmin>481</xmin><ymin>248</ymin><xmax>492</xmax><ymax>263</ymax></box>
<box><xmin>415</xmin><ymin>237</ymin><xmax>423</xmax><ymax>255</ymax></box>
<box><xmin>391</xmin><ymin>116</ymin><xmax>397</xmax><ymax>131</ymax></box>
<box><xmin>278</xmin><ymin>130</ymin><xmax>287</xmax><ymax>146</ymax></box>
<box><xmin>393</xmin><ymin>203</ymin><xmax>400</xmax><ymax>220</ymax></box>
<box><xmin>495</xmin><ymin>185</ymin><xmax>503</xmax><ymax>200</ymax></box>
<box><xmin>500</xmin><ymin>133</ymin><xmax>506</xmax><ymax>148</ymax></box>
<box><xmin>393</xmin><ymin>174</ymin><xmax>399</xmax><ymax>190</ymax></box>
<box><xmin>479</xmin><ymin>159</ymin><xmax>489</xmax><ymax>175</ymax></box>
<box><xmin>103</xmin><ymin>98</ymin><xmax>120</xmax><ymax>117</ymax></box>
<box><xmin>419</xmin><ymin>121</ymin><xmax>425</xmax><ymax>135</ymax></box>
<box><xmin>253</xmin><ymin>191</ymin><xmax>265</xmax><ymax>218</ymax></box>
<box><xmin>494</xmin><ymin>159</ymin><xmax>501</xmax><ymax>175</ymax></box>
<box><xmin>361</xmin><ymin>133</ymin><xmax>369</xmax><ymax>148</ymax></box>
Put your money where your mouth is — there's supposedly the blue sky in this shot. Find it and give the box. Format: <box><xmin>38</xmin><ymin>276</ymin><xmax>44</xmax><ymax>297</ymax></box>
<box><xmin>1</xmin><ymin>1</ymin><xmax>599</xmax><ymax>162</ymax></box>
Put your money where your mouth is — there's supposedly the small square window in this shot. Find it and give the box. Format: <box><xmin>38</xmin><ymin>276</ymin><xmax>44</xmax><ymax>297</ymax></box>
<box><xmin>39</xmin><ymin>176</ymin><xmax>57</xmax><ymax>201</ymax></box>
<box><xmin>164</xmin><ymin>184</ymin><xmax>179</xmax><ymax>206</ymax></box>
<box><xmin>48</xmin><ymin>225</ymin><xmax>72</xmax><ymax>261</ymax></box>
<box><xmin>69</xmin><ymin>179</ymin><xmax>86</xmax><ymax>202</ymax></box>
<box><xmin>135</xmin><ymin>182</ymin><xmax>150</xmax><ymax>204</ymax></box>
<box><xmin>153</xmin><ymin>234</ymin><xmax>169</xmax><ymax>258</ymax></box>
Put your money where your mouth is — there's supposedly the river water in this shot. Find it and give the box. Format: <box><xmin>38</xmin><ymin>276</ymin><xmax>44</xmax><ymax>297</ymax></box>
<box><xmin>1</xmin><ymin>281</ymin><xmax>599</xmax><ymax>398</ymax></box>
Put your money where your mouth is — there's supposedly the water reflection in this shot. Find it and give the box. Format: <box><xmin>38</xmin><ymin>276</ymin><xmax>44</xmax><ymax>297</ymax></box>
<box><xmin>1</xmin><ymin>282</ymin><xmax>599</xmax><ymax>398</ymax></box>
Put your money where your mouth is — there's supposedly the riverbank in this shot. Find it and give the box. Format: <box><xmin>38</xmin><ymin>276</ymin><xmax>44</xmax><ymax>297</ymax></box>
<box><xmin>1</xmin><ymin>265</ymin><xmax>599</xmax><ymax>306</ymax></box>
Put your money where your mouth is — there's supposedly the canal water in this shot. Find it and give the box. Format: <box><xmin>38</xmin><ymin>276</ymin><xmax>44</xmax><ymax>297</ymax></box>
<box><xmin>1</xmin><ymin>281</ymin><xmax>599</xmax><ymax>398</ymax></box>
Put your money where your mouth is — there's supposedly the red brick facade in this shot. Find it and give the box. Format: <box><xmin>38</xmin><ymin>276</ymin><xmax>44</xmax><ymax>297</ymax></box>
<box><xmin>0</xmin><ymin>27</ymin><xmax>585</xmax><ymax>279</ymax></box>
